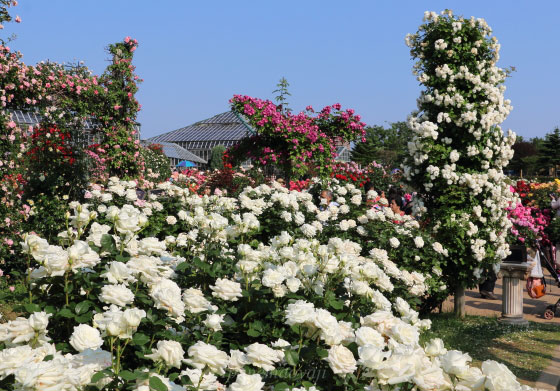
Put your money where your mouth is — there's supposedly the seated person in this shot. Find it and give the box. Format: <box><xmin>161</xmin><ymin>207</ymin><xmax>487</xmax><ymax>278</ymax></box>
<box><xmin>387</xmin><ymin>195</ymin><xmax>405</xmax><ymax>217</ymax></box>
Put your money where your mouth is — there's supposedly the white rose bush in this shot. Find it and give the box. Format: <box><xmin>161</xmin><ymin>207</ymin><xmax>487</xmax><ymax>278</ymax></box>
<box><xmin>403</xmin><ymin>10</ymin><xmax>517</xmax><ymax>294</ymax></box>
<box><xmin>0</xmin><ymin>174</ymin><xmax>539</xmax><ymax>391</ymax></box>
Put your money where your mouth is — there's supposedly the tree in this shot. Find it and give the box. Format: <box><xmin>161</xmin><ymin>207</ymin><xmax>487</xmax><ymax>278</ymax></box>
<box><xmin>538</xmin><ymin>128</ymin><xmax>560</xmax><ymax>175</ymax></box>
<box><xmin>209</xmin><ymin>144</ymin><xmax>226</xmax><ymax>170</ymax></box>
<box><xmin>351</xmin><ymin>122</ymin><xmax>412</xmax><ymax>167</ymax></box>
<box><xmin>272</xmin><ymin>77</ymin><xmax>292</xmax><ymax>114</ymax></box>
<box><xmin>404</xmin><ymin>10</ymin><xmax>516</xmax><ymax>316</ymax></box>
<box><xmin>507</xmin><ymin>140</ymin><xmax>537</xmax><ymax>176</ymax></box>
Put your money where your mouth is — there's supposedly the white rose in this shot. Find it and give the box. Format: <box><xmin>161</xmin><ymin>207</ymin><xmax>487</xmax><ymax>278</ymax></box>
<box><xmin>211</xmin><ymin>278</ymin><xmax>242</xmax><ymax>301</ymax></box>
<box><xmin>228</xmin><ymin>373</ymin><xmax>265</xmax><ymax>391</ymax></box>
<box><xmin>285</xmin><ymin>300</ymin><xmax>315</xmax><ymax>325</ymax></box>
<box><xmin>424</xmin><ymin>338</ymin><xmax>447</xmax><ymax>357</ymax></box>
<box><xmin>68</xmin><ymin>241</ymin><xmax>101</xmax><ymax>270</ymax></box>
<box><xmin>441</xmin><ymin>350</ymin><xmax>471</xmax><ymax>377</ymax></box>
<box><xmin>414</xmin><ymin>236</ymin><xmax>425</xmax><ymax>248</ymax></box>
<box><xmin>166</xmin><ymin>216</ymin><xmax>177</xmax><ymax>225</ymax></box>
<box><xmin>262</xmin><ymin>268</ymin><xmax>285</xmax><ymax>287</ymax></box>
<box><xmin>455</xmin><ymin>366</ymin><xmax>485</xmax><ymax>390</ymax></box>
<box><xmin>150</xmin><ymin>279</ymin><xmax>185</xmax><ymax>320</ymax></box>
<box><xmin>354</xmin><ymin>327</ymin><xmax>384</xmax><ymax>347</ymax></box>
<box><xmin>183</xmin><ymin>288</ymin><xmax>213</xmax><ymax>313</ymax></box>
<box><xmin>228</xmin><ymin>349</ymin><xmax>250</xmax><ymax>372</ymax></box>
<box><xmin>145</xmin><ymin>340</ymin><xmax>184</xmax><ymax>368</ymax></box>
<box><xmin>390</xmin><ymin>322</ymin><xmax>419</xmax><ymax>346</ymax></box>
<box><xmin>285</xmin><ymin>277</ymin><xmax>301</xmax><ymax>293</ymax></box>
<box><xmin>244</xmin><ymin>343</ymin><xmax>283</xmax><ymax>372</ymax></box>
<box><xmin>101</xmin><ymin>262</ymin><xmax>136</xmax><ymax>285</ymax></box>
<box><xmin>181</xmin><ymin>368</ymin><xmax>220</xmax><ymax>391</ymax></box>
<box><xmin>70</xmin><ymin>324</ymin><xmax>103</xmax><ymax>352</ymax></box>
<box><xmin>325</xmin><ymin>345</ymin><xmax>357</xmax><ymax>375</ymax></box>
<box><xmin>482</xmin><ymin>360</ymin><xmax>521</xmax><ymax>391</ymax></box>
<box><xmin>414</xmin><ymin>362</ymin><xmax>453</xmax><ymax>391</ymax></box>
<box><xmin>358</xmin><ymin>344</ymin><xmax>388</xmax><ymax>370</ymax></box>
<box><xmin>99</xmin><ymin>284</ymin><xmax>134</xmax><ymax>307</ymax></box>
<box><xmin>138</xmin><ymin>237</ymin><xmax>166</xmax><ymax>255</ymax></box>
<box><xmin>28</xmin><ymin>311</ymin><xmax>51</xmax><ymax>332</ymax></box>
<box><xmin>123</xmin><ymin>308</ymin><xmax>146</xmax><ymax>328</ymax></box>
<box><xmin>186</xmin><ymin>341</ymin><xmax>229</xmax><ymax>375</ymax></box>
<box><xmin>203</xmin><ymin>313</ymin><xmax>225</xmax><ymax>332</ymax></box>
<box><xmin>389</xmin><ymin>237</ymin><xmax>400</xmax><ymax>248</ymax></box>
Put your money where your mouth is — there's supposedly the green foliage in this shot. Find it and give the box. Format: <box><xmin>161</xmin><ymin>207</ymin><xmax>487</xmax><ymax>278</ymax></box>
<box><xmin>140</xmin><ymin>145</ymin><xmax>171</xmax><ymax>183</ymax></box>
<box><xmin>209</xmin><ymin>145</ymin><xmax>226</xmax><ymax>170</ymax></box>
<box><xmin>272</xmin><ymin>77</ymin><xmax>292</xmax><ymax>114</ymax></box>
<box><xmin>537</xmin><ymin>128</ymin><xmax>560</xmax><ymax>175</ymax></box>
<box><xmin>351</xmin><ymin>122</ymin><xmax>412</xmax><ymax>167</ymax></box>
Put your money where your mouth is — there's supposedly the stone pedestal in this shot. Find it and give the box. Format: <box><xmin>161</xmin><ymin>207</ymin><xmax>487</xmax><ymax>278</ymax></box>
<box><xmin>498</xmin><ymin>262</ymin><xmax>530</xmax><ymax>325</ymax></box>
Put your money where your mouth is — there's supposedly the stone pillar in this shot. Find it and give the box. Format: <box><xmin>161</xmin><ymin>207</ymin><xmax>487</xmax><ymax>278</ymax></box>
<box><xmin>498</xmin><ymin>262</ymin><xmax>530</xmax><ymax>325</ymax></box>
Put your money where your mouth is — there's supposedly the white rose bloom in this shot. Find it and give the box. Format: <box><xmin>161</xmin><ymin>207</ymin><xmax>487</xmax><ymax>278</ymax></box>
<box><xmin>482</xmin><ymin>360</ymin><xmax>521</xmax><ymax>391</ymax></box>
<box><xmin>285</xmin><ymin>277</ymin><xmax>302</xmax><ymax>293</ymax></box>
<box><xmin>145</xmin><ymin>340</ymin><xmax>185</xmax><ymax>368</ymax></box>
<box><xmin>180</xmin><ymin>368</ymin><xmax>220</xmax><ymax>391</ymax></box>
<box><xmin>42</xmin><ymin>245</ymin><xmax>70</xmax><ymax>277</ymax></box>
<box><xmin>28</xmin><ymin>312</ymin><xmax>51</xmax><ymax>332</ymax></box>
<box><xmin>358</xmin><ymin>345</ymin><xmax>388</xmax><ymax>370</ymax></box>
<box><xmin>228</xmin><ymin>373</ymin><xmax>265</xmax><ymax>391</ymax></box>
<box><xmin>99</xmin><ymin>284</ymin><xmax>135</xmax><ymax>307</ymax></box>
<box><xmin>325</xmin><ymin>345</ymin><xmax>357</xmax><ymax>375</ymax></box>
<box><xmin>166</xmin><ymin>216</ymin><xmax>177</xmax><ymax>225</ymax></box>
<box><xmin>150</xmin><ymin>279</ymin><xmax>185</xmax><ymax>320</ymax></box>
<box><xmin>354</xmin><ymin>327</ymin><xmax>384</xmax><ymax>347</ymax></box>
<box><xmin>211</xmin><ymin>278</ymin><xmax>243</xmax><ymax>302</ymax></box>
<box><xmin>183</xmin><ymin>288</ymin><xmax>213</xmax><ymax>313</ymax></box>
<box><xmin>203</xmin><ymin>313</ymin><xmax>225</xmax><ymax>332</ymax></box>
<box><xmin>440</xmin><ymin>350</ymin><xmax>471</xmax><ymax>377</ymax></box>
<box><xmin>390</xmin><ymin>322</ymin><xmax>419</xmax><ymax>346</ymax></box>
<box><xmin>186</xmin><ymin>341</ymin><xmax>229</xmax><ymax>375</ymax></box>
<box><xmin>228</xmin><ymin>349</ymin><xmax>250</xmax><ymax>372</ymax></box>
<box><xmin>414</xmin><ymin>236</ymin><xmax>425</xmax><ymax>248</ymax></box>
<box><xmin>262</xmin><ymin>268</ymin><xmax>286</xmax><ymax>287</ymax></box>
<box><xmin>244</xmin><ymin>343</ymin><xmax>283</xmax><ymax>371</ymax></box>
<box><xmin>285</xmin><ymin>300</ymin><xmax>315</xmax><ymax>325</ymax></box>
<box><xmin>69</xmin><ymin>324</ymin><xmax>103</xmax><ymax>352</ymax></box>
<box><xmin>424</xmin><ymin>338</ymin><xmax>447</xmax><ymax>357</ymax></box>
<box><xmin>389</xmin><ymin>237</ymin><xmax>400</xmax><ymax>248</ymax></box>
<box><xmin>67</xmin><ymin>240</ymin><xmax>101</xmax><ymax>270</ymax></box>
<box><xmin>413</xmin><ymin>362</ymin><xmax>453</xmax><ymax>391</ymax></box>
<box><xmin>101</xmin><ymin>262</ymin><xmax>136</xmax><ymax>285</ymax></box>
<box><xmin>138</xmin><ymin>237</ymin><xmax>167</xmax><ymax>255</ymax></box>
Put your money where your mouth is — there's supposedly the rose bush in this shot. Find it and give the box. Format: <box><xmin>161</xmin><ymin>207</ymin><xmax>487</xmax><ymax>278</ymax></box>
<box><xmin>0</xmin><ymin>177</ymin><xmax>538</xmax><ymax>391</ymax></box>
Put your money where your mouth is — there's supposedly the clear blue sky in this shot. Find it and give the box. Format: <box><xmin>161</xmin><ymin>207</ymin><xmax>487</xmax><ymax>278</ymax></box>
<box><xmin>4</xmin><ymin>1</ymin><xmax>559</xmax><ymax>140</ymax></box>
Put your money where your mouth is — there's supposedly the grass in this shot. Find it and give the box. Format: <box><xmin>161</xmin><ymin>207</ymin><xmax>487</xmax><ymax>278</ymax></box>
<box><xmin>421</xmin><ymin>313</ymin><xmax>560</xmax><ymax>385</ymax></box>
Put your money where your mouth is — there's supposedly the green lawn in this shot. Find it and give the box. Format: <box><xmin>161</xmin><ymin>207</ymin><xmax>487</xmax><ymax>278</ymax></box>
<box><xmin>421</xmin><ymin>313</ymin><xmax>560</xmax><ymax>384</ymax></box>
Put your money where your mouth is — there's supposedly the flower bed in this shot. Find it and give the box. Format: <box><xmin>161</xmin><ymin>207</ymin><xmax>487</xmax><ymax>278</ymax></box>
<box><xmin>0</xmin><ymin>178</ymin><xmax>537</xmax><ymax>390</ymax></box>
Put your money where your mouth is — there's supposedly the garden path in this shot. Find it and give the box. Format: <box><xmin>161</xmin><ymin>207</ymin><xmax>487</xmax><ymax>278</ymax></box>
<box><xmin>443</xmin><ymin>277</ymin><xmax>560</xmax><ymax>390</ymax></box>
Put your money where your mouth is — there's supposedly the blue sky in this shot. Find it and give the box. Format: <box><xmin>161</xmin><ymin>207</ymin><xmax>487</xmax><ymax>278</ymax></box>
<box><xmin>4</xmin><ymin>1</ymin><xmax>559</xmax><ymax>140</ymax></box>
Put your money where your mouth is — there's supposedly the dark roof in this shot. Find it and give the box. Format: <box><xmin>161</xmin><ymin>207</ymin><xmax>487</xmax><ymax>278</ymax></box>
<box><xmin>148</xmin><ymin>111</ymin><xmax>254</xmax><ymax>144</ymax></box>
<box><xmin>142</xmin><ymin>141</ymin><xmax>206</xmax><ymax>164</ymax></box>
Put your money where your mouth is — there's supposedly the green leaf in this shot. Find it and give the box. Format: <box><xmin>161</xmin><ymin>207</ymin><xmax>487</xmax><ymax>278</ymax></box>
<box><xmin>58</xmin><ymin>308</ymin><xmax>74</xmax><ymax>318</ymax></box>
<box><xmin>246</xmin><ymin>328</ymin><xmax>261</xmax><ymax>337</ymax></box>
<box><xmin>119</xmin><ymin>370</ymin><xmax>137</xmax><ymax>381</ymax></box>
<box><xmin>43</xmin><ymin>355</ymin><xmax>53</xmax><ymax>361</ymax></box>
<box><xmin>175</xmin><ymin>262</ymin><xmax>189</xmax><ymax>272</ymax></box>
<box><xmin>101</xmin><ymin>234</ymin><xmax>117</xmax><ymax>253</ymax></box>
<box><xmin>284</xmin><ymin>350</ymin><xmax>299</xmax><ymax>366</ymax></box>
<box><xmin>149</xmin><ymin>376</ymin><xmax>168</xmax><ymax>391</ymax></box>
<box><xmin>24</xmin><ymin>303</ymin><xmax>41</xmax><ymax>313</ymax></box>
<box><xmin>91</xmin><ymin>370</ymin><xmax>110</xmax><ymax>383</ymax></box>
<box><xmin>274</xmin><ymin>382</ymin><xmax>290</xmax><ymax>391</ymax></box>
<box><xmin>75</xmin><ymin>301</ymin><xmax>91</xmax><ymax>315</ymax></box>
<box><xmin>133</xmin><ymin>333</ymin><xmax>150</xmax><ymax>346</ymax></box>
